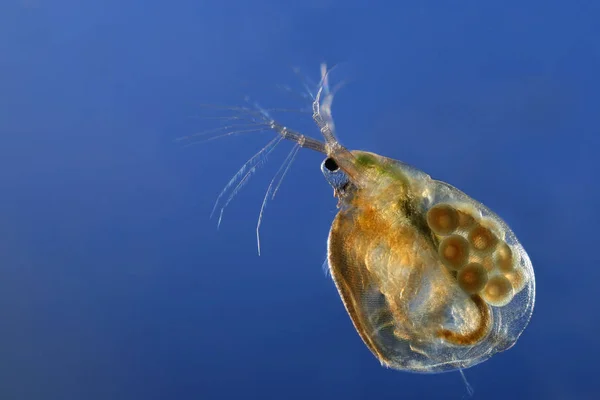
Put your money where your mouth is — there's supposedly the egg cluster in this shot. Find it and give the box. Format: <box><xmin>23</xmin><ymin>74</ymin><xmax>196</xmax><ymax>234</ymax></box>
<box><xmin>426</xmin><ymin>203</ymin><xmax>527</xmax><ymax>307</ymax></box>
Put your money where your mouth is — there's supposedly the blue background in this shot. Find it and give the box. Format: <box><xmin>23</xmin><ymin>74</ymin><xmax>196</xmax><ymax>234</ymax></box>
<box><xmin>1</xmin><ymin>1</ymin><xmax>599</xmax><ymax>399</ymax></box>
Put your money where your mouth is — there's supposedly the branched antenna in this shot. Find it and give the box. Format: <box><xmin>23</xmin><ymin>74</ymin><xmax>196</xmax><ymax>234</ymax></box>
<box><xmin>292</xmin><ymin>66</ymin><xmax>318</xmax><ymax>101</ymax></box>
<box><xmin>256</xmin><ymin>143</ymin><xmax>300</xmax><ymax>255</ymax></box>
<box><xmin>211</xmin><ymin>135</ymin><xmax>283</xmax><ymax>227</ymax></box>
<box><xmin>197</xmin><ymin>64</ymin><xmax>337</xmax><ymax>243</ymax></box>
<box><xmin>177</xmin><ymin>125</ymin><xmax>270</xmax><ymax>147</ymax></box>
<box><xmin>312</xmin><ymin>63</ymin><xmax>342</xmax><ymax>147</ymax></box>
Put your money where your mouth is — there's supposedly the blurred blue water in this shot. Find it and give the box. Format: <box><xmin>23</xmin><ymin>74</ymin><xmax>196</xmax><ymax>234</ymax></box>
<box><xmin>0</xmin><ymin>1</ymin><xmax>598</xmax><ymax>399</ymax></box>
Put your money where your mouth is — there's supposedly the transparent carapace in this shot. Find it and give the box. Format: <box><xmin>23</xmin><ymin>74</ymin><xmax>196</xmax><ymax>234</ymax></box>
<box><xmin>195</xmin><ymin>64</ymin><xmax>535</xmax><ymax>373</ymax></box>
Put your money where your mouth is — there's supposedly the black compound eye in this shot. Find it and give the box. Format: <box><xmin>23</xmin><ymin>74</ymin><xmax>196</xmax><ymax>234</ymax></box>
<box><xmin>324</xmin><ymin>158</ymin><xmax>339</xmax><ymax>172</ymax></box>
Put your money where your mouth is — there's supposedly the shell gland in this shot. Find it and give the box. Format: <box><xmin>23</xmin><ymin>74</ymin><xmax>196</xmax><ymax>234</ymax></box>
<box><xmin>427</xmin><ymin>204</ymin><xmax>458</xmax><ymax>235</ymax></box>
<box><xmin>469</xmin><ymin>225</ymin><xmax>498</xmax><ymax>253</ymax></box>
<box><xmin>457</xmin><ymin>263</ymin><xmax>488</xmax><ymax>294</ymax></box>
<box><xmin>439</xmin><ymin>235</ymin><xmax>469</xmax><ymax>270</ymax></box>
<box><xmin>482</xmin><ymin>275</ymin><xmax>514</xmax><ymax>307</ymax></box>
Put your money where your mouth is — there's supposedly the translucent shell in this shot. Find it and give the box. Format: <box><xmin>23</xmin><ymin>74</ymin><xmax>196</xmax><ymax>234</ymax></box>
<box><xmin>327</xmin><ymin>151</ymin><xmax>535</xmax><ymax>373</ymax></box>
